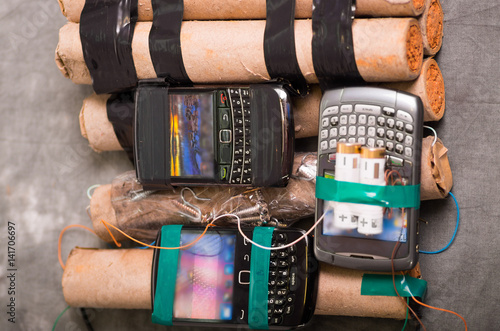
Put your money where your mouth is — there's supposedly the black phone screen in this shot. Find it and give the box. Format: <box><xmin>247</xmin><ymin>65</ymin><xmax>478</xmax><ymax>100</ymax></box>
<box><xmin>173</xmin><ymin>231</ymin><xmax>237</xmax><ymax>321</ymax></box>
<box><xmin>169</xmin><ymin>92</ymin><xmax>215</xmax><ymax>178</ymax></box>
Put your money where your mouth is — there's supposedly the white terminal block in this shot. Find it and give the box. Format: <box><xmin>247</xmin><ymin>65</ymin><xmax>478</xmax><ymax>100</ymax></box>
<box><xmin>332</xmin><ymin>143</ymin><xmax>362</xmax><ymax>229</ymax></box>
<box><xmin>357</xmin><ymin>147</ymin><xmax>386</xmax><ymax>235</ymax></box>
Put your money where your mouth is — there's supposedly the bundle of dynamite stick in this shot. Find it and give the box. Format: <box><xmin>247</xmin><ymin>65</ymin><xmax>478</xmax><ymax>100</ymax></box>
<box><xmin>56</xmin><ymin>0</ymin><xmax>450</xmax><ymax>321</ymax></box>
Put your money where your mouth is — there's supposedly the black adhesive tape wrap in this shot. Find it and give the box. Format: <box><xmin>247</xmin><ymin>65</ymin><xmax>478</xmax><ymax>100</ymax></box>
<box><xmin>264</xmin><ymin>0</ymin><xmax>308</xmax><ymax>97</ymax></box>
<box><xmin>312</xmin><ymin>0</ymin><xmax>364</xmax><ymax>90</ymax></box>
<box><xmin>80</xmin><ymin>0</ymin><xmax>139</xmax><ymax>94</ymax></box>
<box><xmin>106</xmin><ymin>92</ymin><xmax>135</xmax><ymax>162</ymax></box>
<box><xmin>149</xmin><ymin>0</ymin><xmax>192</xmax><ymax>86</ymax></box>
<box><xmin>134</xmin><ymin>80</ymin><xmax>171</xmax><ymax>189</ymax></box>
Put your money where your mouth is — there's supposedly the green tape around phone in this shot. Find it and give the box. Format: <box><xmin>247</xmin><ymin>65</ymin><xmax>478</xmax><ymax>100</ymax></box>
<box><xmin>151</xmin><ymin>225</ymin><xmax>274</xmax><ymax>329</ymax></box>
<box><xmin>315</xmin><ymin>176</ymin><xmax>420</xmax><ymax>209</ymax></box>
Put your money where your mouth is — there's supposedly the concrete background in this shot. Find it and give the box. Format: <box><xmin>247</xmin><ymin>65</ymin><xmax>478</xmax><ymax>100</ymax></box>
<box><xmin>1</xmin><ymin>0</ymin><xmax>499</xmax><ymax>330</ymax></box>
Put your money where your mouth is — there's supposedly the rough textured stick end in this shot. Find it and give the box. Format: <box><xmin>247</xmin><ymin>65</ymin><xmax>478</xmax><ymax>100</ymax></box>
<box><xmin>420</xmin><ymin>136</ymin><xmax>453</xmax><ymax>200</ymax></box>
<box><xmin>80</xmin><ymin>94</ymin><xmax>123</xmax><ymax>152</ymax></box>
<box><xmin>354</xmin><ymin>18</ymin><xmax>423</xmax><ymax>82</ymax></box>
<box><xmin>79</xmin><ymin>101</ymin><xmax>88</xmax><ymax>140</ymax></box>
<box><xmin>55</xmin><ymin>43</ymin><xmax>70</xmax><ymax>79</ymax></box>
<box><xmin>425</xmin><ymin>60</ymin><xmax>445</xmax><ymax>121</ymax></box>
<box><xmin>56</xmin><ymin>23</ymin><xmax>92</xmax><ymax>84</ymax></box>
<box><xmin>379</xmin><ymin>58</ymin><xmax>444</xmax><ymax>122</ymax></box>
<box><xmin>423</xmin><ymin>0</ymin><xmax>444</xmax><ymax>55</ymax></box>
<box><xmin>414</xmin><ymin>0</ymin><xmax>426</xmax><ymax>12</ymax></box>
<box><xmin>407</xmin><ymin>23</ymin><xmax>424</xmax><ymax>74</ymax></box>
<box><xmin>57</xmin><ymin>0</ymin><xmax>66</xmax><ymax>19</ymax></box>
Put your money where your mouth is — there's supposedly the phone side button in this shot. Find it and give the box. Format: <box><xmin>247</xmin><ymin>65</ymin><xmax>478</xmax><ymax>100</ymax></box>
<box><xmin>238</xmin><ymin>270</ymin><xmax>250</xmax><ymax>285</ymax></box>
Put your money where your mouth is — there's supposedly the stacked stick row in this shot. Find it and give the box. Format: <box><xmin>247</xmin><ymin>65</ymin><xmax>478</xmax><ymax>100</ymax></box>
<box><xmin>56</xmin><ymin>0</ymin><xmax>448</xmax><ymax>321</ymax></box>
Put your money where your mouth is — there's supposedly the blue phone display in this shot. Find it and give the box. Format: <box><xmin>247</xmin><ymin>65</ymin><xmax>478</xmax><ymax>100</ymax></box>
<box><xmin>169</xmin><ymin>93</ymin><xmax>215</xmax><ymax>178</ymax></box>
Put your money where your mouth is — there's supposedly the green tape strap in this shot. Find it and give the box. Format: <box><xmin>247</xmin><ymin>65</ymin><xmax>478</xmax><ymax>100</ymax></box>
<box><xmin>316</xmin><ymin>176</ymin><xmax>421</xmax><ymax>209</ymax></box>
<box><xmin>151</xmin><ymin>224</ymin><xmax>183</xmax><ymax>326</ymax></box>
<box><xmin>361</xmin><ymin>274</ymin><xmax>427</xmax><ymax>299</ymax></box>
<box><xmin>248</xmin><ymin>226</ymin><xmax>275</xmax><ymax>330</ymax></box>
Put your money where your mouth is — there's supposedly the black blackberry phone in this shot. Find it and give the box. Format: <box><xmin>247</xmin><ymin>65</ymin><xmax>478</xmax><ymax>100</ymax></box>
<box><xmin>314</xmin><ymin>87</ymin><xmax>423</xmax><ymax>271</ymax></box>
<box><xmin>134</xmin><ymin>82</ymin><xmax>294</xmax><ymax>190</ymax></box>
<box><xmin>151</xmin><ymin>226</ymin><xmax>318</xmax><ymax>329</ymax></box>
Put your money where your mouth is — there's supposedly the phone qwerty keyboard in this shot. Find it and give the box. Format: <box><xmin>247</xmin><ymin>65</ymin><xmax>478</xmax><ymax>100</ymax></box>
<box><xmin>228</xmin><ymin>88</ymin><xmax>253</xmax><ymax>184</ymax></box>
<box><xmin>268</xmin><ymin>233</ymin><xmax>298</xmax><ymax>325</ymax></box>
<box><xmin>319</xmin><ymin>104</ymin><xmax>416</xmax><ymax>159</ymax></box>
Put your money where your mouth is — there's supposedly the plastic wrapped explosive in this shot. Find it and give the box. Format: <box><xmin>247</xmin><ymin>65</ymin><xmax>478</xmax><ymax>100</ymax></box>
<box><xmin>58</xmin><ymin>0</ymin><xmax>426</xmax><ymax>23</ymax></box>
<box><xmin>90</xmin><ymin>139</ymin><xmax>452</xmax><ymax>244</ymax></box>
<box><xmin>90</xmin><ymin>153</ymin><xmax>317</xmax><ymax>243</ymax></box>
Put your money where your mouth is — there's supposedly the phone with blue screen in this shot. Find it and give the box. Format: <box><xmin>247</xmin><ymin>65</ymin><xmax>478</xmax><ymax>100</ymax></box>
<box><xmin>151</xmin><ymin>226</ymin><xmax>318</xmax><ymax>329</ymax></box>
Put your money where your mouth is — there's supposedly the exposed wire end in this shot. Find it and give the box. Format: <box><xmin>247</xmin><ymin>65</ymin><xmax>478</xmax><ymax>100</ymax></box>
<box><xmin>86</xmin><ymin>184</ymin><xmax>101</xmax><ymax>200</ymax></box>
<box><xmin>423</xmin><ymin>125</ymin><xmax>438</xmax><ymax>146</ymax></box>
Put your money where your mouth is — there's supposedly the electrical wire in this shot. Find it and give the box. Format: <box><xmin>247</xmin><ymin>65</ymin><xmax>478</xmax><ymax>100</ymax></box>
<box><xmin>420</xmin><ymin>192</ymin><xmax>459</xmax><ymax>254</ymax></box>
<box><xmin>80</xmin><ymin>308</ymin><xmax>95</xmax><ymax>331</ymax></box>
<box><xmin>411</xmin><ymin>295</ymin><xmax>468</xmax><ymax>330</ymax></box>
<box><xmin>401</xmin><ymin>297</ymin><xmax>409</xmax><ymax>331</ymax></box>
<box><xmin>236</xmin><ymin>212</ymin><xmax>325</xmax><ymax>251</ymax></box>
<box><xmin>138</xmin><ymin>241</ymin><xmax>156</xmax><ymax>249</ymax></box>
<box><xmin>391</xmin><ymin>191</ymin><xmax>468</xmax><ymax>330</ymax></box>
<box><xmin>99</xmin><ymin>212</ymin><xmax>325</xmax><ymax>252</ymax></box>
<box><xmin>391</xmin><ymin>240</ymin><xmax>426</xmax><ymax>331</ymax></box>
<box><xmin>100</xmin><ymin>219</ymin><xmax>216</xmax><ymax>250</ymax></box>
<box><xmin>52</xmin><ymin>305</ymin><xmax>70</xmax><ymax>331</ymax></box>
<box><xmin>58</xmin><ymin>224</ymin><xmax>98</xmax><ymax>270</ymax></box>
<box><xmin>423</xmin><ymin>125</ymin><xmax>437</xmax><ymax>146</ymax></box>
<box><xmin>86</xmin><ymin>184</ymin><xmax>101</xmax><ymax>200</ymax></box>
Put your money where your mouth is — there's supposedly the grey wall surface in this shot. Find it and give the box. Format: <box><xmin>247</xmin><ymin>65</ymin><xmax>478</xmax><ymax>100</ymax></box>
<box><xmin>0</xmin><ymin>0</ymin><xmax>498</xmax><ymax>330</ymax></box>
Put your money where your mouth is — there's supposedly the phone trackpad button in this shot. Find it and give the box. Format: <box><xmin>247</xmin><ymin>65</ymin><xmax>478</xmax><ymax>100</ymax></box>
<box><xmin>238</xmin><ymin>270</ymin><xmax>250</xmax><ymax>285</ymax></box>
<box><xmin>218</xmin><ymin>143</ymin><xmax>232</xmax><ymax>164</ymax></box>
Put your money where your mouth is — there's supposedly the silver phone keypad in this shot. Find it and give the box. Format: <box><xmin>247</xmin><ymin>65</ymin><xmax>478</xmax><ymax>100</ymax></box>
<box><xmin>320</xmin><ymin>103</ymin><xmax>415</xmax><ymax>158</ymax></box>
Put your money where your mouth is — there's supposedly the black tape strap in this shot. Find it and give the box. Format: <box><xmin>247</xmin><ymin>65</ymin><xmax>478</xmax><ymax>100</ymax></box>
<box><xmin>106</xmin><ymin>92</ymin><xmax>135</xmax><ymax>162</ymax></box>
<box><xmin>264</xmin><ymin>0</ymin><xmax>308</xmax><ymax>97</ymax></box>
<box><xmin>312</xmin><ymin>0</ymin><xmax>364</xmax><ymax>91</ymax></box>
<box><xmin>149</xmin><ymin>0</ymin><xmax>192</xmax><ymax>86</ymax></box>
<box><xmin>134</xmin><ymin>79</ymin><xmax>172</xmax><ymax>190</ymax></box>
<box><xmin>80</xmin><ymin>0</ymin><xmax>139</xmax><ymax>94</ymax></box>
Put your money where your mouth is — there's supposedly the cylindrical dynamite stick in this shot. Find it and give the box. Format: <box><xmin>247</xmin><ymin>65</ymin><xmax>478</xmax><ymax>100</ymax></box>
<box><xmin>380</xmin><ymin>57</ymin><xmax>445</xmax><ymax>122</ymax></box>
<box><xmin>55</xmin><ymin>18</ymin><xmax>423</xmax><ymax>86</ymax></box>
<box><xmin>62</xmin><ymin>247</ymin><xmax>412</xmax><ymax>319</ymax></box>
<box><xmin>420</xmin><ymin>136</ymin><xmax>453</xmax><ymax>200</ymax></box>
<box><xmin>78</xmin><ymin>58</ymin><xmax>443</xmax><ymax>152</ymax></box>
<box><xmin>58</xmin><ymin>0</ymin><xmax>426</xmax><ymax>23</ymax></box>
<box><xmin>419</xmin><ymin>0</ymin><xmax>444</xmax><ymax>56</ymax></box>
